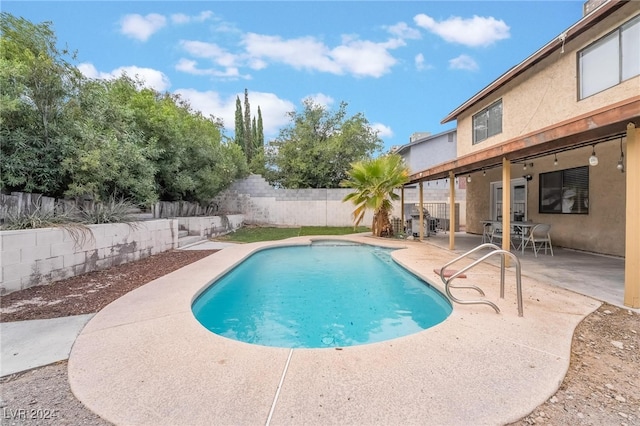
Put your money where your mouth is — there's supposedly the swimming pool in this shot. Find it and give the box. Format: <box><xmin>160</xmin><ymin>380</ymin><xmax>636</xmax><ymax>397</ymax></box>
<box><xmin>192</xmin><ymin>241</ymin><xmax>451</xmax><ymax>348</ymax></box>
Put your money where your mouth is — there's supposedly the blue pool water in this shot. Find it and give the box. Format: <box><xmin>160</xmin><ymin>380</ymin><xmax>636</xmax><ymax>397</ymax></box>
<box><xmin>192</xmin><ymin>242</ymin><xmax>452</xmax><ymax>348</ymax></box>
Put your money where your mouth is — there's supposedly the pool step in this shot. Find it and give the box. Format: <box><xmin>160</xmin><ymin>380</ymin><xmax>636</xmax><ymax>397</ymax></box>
<box><xmin>372</xmin><ymin>249</ymin><xmax>393</xmax><ymax>264</ymax></box>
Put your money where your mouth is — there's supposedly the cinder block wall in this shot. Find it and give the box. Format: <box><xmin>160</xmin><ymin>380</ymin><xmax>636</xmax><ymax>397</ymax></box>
<box><xmin>0</xmin><ymin>214</ymin><xmax>245</xmax><ymax>295</ymax></box>
<box><xmin>0</xmin><ymin>219</ymin><xmax>179</xmax><ymax>294</ymax></box>
<box><xmin>213</xmin><ymin>175</ymin><xmax>466</xmax><ymax>227</ymax></box>
<box><xmin>212</xmin><ymin>175</ymin><xmax>375</xmax><ymax>227</ymax></box>
<box><xmin>178</xmin><ymin>214</ymin><xmax>244</xmax><ymax>237</ymax></box>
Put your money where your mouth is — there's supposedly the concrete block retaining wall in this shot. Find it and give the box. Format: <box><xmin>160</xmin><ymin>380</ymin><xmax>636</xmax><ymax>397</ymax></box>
<box><xmin>213</xmin><ymin>174</ymin><xmax>466</xmax><ymax>227</ymax></box>
<box><xmin>178</xmin><ymin>214</ymin><xmax>244</xmax><ymax>237</ymax></box>
<box><xmin>0</xmin><ymin>214</ymin><xmax>243</xmax><ymax>295</ymax></box>
<box><xmin>213</xmin><ymin>175</ymin><xmax>375</xmax><ymax>227</ymax></box>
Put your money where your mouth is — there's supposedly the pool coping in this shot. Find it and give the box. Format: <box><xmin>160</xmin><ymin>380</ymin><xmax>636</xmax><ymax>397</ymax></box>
<box><xmin>68</xmin><ymin>235</ymin><xmax>601</xmax><ymax>425</ymax></box>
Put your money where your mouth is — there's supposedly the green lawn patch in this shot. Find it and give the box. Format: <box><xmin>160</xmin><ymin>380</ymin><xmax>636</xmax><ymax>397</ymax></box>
<box><xmin>298</xmin><ymin>226</ymin><xmax>369</xmax><ymax>236</ymax></box>
<box><xmin>215</xmin><ymin>226</ymin><xmax>369</xmax><ymax>243</ymax></box>
<box><xmin>215</xmin><ymin>227</ymin><xmax>300</xmax><ymax>243</ymax></box>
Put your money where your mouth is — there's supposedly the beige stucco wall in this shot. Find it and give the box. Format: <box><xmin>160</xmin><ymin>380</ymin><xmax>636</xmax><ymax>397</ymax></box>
<box><xmin>457</xmin><ymin>3</ymin><xmax>640</xmax><ymax>157</ymax></box>
<box><xmin>466</xmin><ymin>141</ymin><xmax>626</xmax><ymax>257</ymax></box>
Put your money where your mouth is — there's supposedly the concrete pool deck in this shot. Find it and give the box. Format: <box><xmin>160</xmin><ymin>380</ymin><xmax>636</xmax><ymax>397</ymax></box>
<box><xmin>68</xmin><ymin>235</ymin><xmax>601</xmax><ymax>425</ymax></box>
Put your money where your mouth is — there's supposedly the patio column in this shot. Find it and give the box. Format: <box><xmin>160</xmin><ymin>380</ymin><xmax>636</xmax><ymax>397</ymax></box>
<box><xmin>449</xmin><ymin>171</ymin><xmax>456</xmax><ymax>250</ymax></box>
<box><xmin>625</xmin><ymin>123</ymin><xmax>639</xmax><ymax>308</ymax></box>
<box><xmin>419</xmin><ymin>181</ymin><xmax>424</xmax><ymax>241</ymax></box>
<box><xmin>400</xmin><ymin>186</ymin><xmax>405</xmax><ymax>230</ymax></box>
<box><xmin>502</xmin><ymin>158</ymin><xmax>512</xmax><ymax>267</ymax></box>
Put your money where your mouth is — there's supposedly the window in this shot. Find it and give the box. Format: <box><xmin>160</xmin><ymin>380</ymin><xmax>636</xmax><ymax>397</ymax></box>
<box><xmin>539</xmin><ymin>166</ymin><xmax>589</xmax><ymax>214</ymax></box>
<box><xmin>579</xmin><ymin>15</ymin><xmax>640</xmax><ymax>99</ymax></box>
<box><xmin>473</xmin><ymin>100</ymin><xmax>502</xmax><ymax>144</ymax></box>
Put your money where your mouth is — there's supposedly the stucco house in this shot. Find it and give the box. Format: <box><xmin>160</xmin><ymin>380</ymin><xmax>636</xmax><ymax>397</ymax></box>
<box><xmin>393</xmin><ymin>129</ymin><xmax>466</xmax><ymax>229</ymax></box>
<box><xmin>405</xmin><ymin>0</ymin><xmax>639</xmax><ymax>307</ymax></box>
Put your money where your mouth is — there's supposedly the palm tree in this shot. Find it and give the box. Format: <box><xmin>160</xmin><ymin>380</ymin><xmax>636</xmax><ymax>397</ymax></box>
<box><xmin>341</xmin><ymin>154</ymin><xmax>409</xmax><ymax>237</ymax></box>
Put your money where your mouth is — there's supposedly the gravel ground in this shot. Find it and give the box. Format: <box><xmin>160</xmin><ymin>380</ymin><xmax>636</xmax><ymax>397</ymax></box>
<box><xmin>0</xmin><ymin>249</ymin><xmax>638</xmax><ymax>425</ymax></box>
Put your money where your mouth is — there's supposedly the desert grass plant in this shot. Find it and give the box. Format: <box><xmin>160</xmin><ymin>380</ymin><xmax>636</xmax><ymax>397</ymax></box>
<box><xmin>79</xmin><ymin>198</ymin><xmax>141</xmax><ymax>226</ymax></box>
<box><xmin>1</xmin><ymin>204</ymin><xmax>95</xmax><ymax>248</ymax></box>
<box><xmin>1</xmin><ymin>204</ymin><xmax>78</xmax><ymax>230</ymax></box>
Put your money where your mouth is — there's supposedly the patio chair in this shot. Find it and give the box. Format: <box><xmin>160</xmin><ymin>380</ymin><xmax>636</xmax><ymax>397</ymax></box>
<box><xmin>490</xmin><ymin>222</ymin><xmax>519</xmax><ymax>250</ymax></box>
<box><xmin>522</xmin><ymin>223</ymin><xmax>554</xmax><ymax>257</ymax></box>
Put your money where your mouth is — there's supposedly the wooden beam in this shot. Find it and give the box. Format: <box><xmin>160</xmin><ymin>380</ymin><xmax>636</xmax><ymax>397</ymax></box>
<box><xmin>502</xmin><ymin>158</ymin><xmax>511</xmax><ymax>268</ymax></box>
<box><xmin>409</xmin><ymin>97</ymin><xmax>640</xmax><ymax>183</ymax></box>
<box><xmin>419</xmin><ymin>182</ymin><xmax>424</xmax><ymax>241</ymax></box>
<box><xmin>625</xmin><ymin>123</ymin><xmax>640</xmax><ymax>308</ymax></box>
<box><xmin>449</xmin><ymin>171</ymin><xmax>455</xmax><ymax>250</ymax></box>
<box><xmin>400</xmin><ymin>187</ymin><xmax>405</xmax><ymax>235</ymax></box>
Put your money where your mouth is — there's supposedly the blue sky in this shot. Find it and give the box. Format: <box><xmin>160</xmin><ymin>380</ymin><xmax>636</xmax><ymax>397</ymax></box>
<box><xmin>5</xmin><ymin>1</ymin><xmax>586</xmax><ymax>151</ymax></box>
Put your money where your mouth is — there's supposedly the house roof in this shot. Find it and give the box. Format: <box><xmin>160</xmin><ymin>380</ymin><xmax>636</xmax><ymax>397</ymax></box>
<box><xmin>406</xmin><ymin>0</ymin><xmax>639</xmax><ymax>185</ymax></box>
<box><xmin>393</xmin><ymin>128</ymin><xmax>456</xmax><ymax>156</ymax></box>
<box><xmin>440</xmin><ymin>0</ymin><xmax>627</xmax><ymax>125</ymax></box>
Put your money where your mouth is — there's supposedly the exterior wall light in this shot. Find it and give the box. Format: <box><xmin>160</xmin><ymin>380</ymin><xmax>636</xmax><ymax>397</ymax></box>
<box><xmin>589</xmin><ymin>146</ymin><xmax>598</xmax><ymax>166</ymax></box>
<box><xmin>466</xmin><ymin>175</ymin><xmax>472</xmax><ymax>183</ymax></box>
<box><xmin>553</xmin><ymin>154</ymin><xmax>558</xmax><ymax>166</ymax></box>
<box><xmin>617</xmin><ymin>138</ymin><xmax>625</xmax><ymax>173</ymax></box>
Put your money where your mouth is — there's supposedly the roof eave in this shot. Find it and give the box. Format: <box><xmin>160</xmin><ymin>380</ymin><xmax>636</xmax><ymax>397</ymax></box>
<box><xmin>440</xmin><ymin>0</ymin><xmax>627</xmax><ymax>125</ymax></box>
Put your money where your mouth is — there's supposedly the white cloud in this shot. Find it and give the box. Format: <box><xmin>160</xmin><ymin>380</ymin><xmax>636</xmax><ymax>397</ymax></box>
<box><xmin>195</xmin><ymin>11</ymin><xmax>214</xmax><ymax>22</ymax></box>
<box><xmin>332</xmin><ymin>39</ymin><xmax>398</xmax><ymax>78</ymax></box>
<box><xmin>175</xmin><ymin>58</ymin><xmax>249</xmax><ymax>80</ymax></box>
<box><xmin>448</xmin><ymin>54</ymin><xmax>478</xmax><ymax>71</ymax></box>
<box><xmin>78</xmin><ymin>63</ymin><xmax>171</xmax><ymax>91</ymax></box>
<box><xmin>413</xmin><ymin>13</ymin><xmax>510</xmax><ymax>47</ymax></box>
<box><xmin>414</xmin><ymin>53</ymin><xmax>433</xmax><ymax>71</ymax></box>
<box><xmin>372</xmin><ymin>123</ymin><xmax>393</xmax><ymax>138</ymax></box>
<box><xmin>243</xmin><ymin>33</ymin><xmax>342</xmax><ymax>74</ymax></box>
<box><xmin>242</xmin><ymin>33</ymin><xmax>399</xmax><ymax>78</ymax></box>
<box><xmin>171</xmin><ymin>11</ymin><xmax>214</xmax><ymax>25</ymax></box>
<box><xmin>175</xmin><ymin>89</ymin><xmax>294</xmax><ymax>138</ymax></box>
<box><xmin>305</xmin><ymin>93</ymin><xmax>334</xmax><ymax>108</ymax></box>
<box><xmin>180</xmin><ymin>40</ymin><xmax>238</xmax><ymax>67</ymax></box>
<box><xmin>170</xmin><ymin>14</ymin><xmax>190</xmax><ymax>25</ymax></box>
<box><xmin>386</xmin><ymin>22</ymin><xmax>421</xmax><ymax>40</ymax></box>
<box><xmin>119</xmin><ymin>13</ymin><xmax>167</xmax><ymax>42</ymax></box>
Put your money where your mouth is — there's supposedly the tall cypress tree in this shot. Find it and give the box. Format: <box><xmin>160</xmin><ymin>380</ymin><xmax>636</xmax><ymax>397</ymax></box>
<box><xmin>243</xmin><ymin>88</ymin><xmax>252</xmax><ymax>162</ymax></box>
<box><xmin>256</xmin><ymin>107</ymin><xmax>264</xmax><ymax>150</ymax></box>
<box><xmin>252</xmin><ymin>117</ymin><xmax>257</xmax><ymax>149</ymax></box>
<box><xmin>234</xmin><ymin>96</ymin><xmax>244</xmax><ymax>150</ymax></box>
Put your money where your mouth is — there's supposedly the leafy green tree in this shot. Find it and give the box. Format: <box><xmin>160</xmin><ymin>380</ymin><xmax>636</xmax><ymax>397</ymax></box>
<box><xmin>126</xmin><ymin>83</ymin><xmax>247</xmax><ymax>203</ymax></box>
<box><xmin>0</xmin><ymin>12</ymin><xmax>80</xmax><ymax>196</ymax></box>
<box><xmin>1</xmin><ymin>13</ymin><xmax>248</xmax><ymax>206</ymax></box>
<box><xmin>62</xmin><ymin>77</ymin><xmax>159</xmax><ymax>204</ymax></box>
<box><xmin>341</xmin><ymin>154</ymin><xmax>409</xmax><ymax>237</ymax></box>
<box><xmin>264</xmin><ymin>99</ymin><xmax>382</xmax><ymax>188</ymax></box>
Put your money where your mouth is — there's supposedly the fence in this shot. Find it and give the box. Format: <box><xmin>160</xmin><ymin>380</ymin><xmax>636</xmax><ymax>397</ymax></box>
<box><xmin>0</xmin><ymin>192</ymin><xmax>221</xmax><ymax>223</ymax></box>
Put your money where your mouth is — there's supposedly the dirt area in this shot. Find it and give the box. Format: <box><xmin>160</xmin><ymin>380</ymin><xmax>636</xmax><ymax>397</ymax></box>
<box><xmin>1</xmin><ymin>249</ymin><xmax>638</xmax><ymax>425</ymax></box>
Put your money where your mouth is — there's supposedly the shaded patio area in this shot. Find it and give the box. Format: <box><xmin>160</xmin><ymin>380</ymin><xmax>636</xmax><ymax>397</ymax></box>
<box><xmin>419</xmin><ymin>230</ymin><xmax>632</xmax><ymax>311</ymax></box>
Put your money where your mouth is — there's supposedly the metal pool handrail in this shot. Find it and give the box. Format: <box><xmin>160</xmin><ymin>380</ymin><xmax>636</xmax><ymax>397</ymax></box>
<box><xmin>439</xmin><ymin>243</ymin><xmax>524</xmax><ymax>317</ymax></box>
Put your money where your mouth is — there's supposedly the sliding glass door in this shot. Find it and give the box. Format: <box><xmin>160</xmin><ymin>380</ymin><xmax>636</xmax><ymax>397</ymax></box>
<box><xmin>490</xmin><ymin>178</ymin><xmax>527</xmax><ymax>221</ymax></box>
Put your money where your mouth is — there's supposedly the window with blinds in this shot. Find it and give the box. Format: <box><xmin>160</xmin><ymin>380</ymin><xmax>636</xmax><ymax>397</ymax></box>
<box><xmin>472</xmin><ymin>100</ymin><xmax>502</xmax><ymax>144</ymax></box>
<box><xmin>579</xmin><ymin>14</ymin><xmax>640</xmax><ymax>99</ymax></box>
<box><xmin>539</xmin><ymin>166</ymin><xmax>589</xmax><ymax>214</ymax></box>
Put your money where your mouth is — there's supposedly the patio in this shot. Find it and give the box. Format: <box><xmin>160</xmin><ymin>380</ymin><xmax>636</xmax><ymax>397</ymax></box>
<box><xmin>420</xmin><ymin>229</ymin><xmax>630</xmax><ymax>311</ymax></box>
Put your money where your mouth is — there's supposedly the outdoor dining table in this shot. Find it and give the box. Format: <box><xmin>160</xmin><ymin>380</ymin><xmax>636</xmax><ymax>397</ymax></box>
<box><xmin>480</xmin><ymin>220</ymin><xmax>540</xmax><ymax>253</ymax></box>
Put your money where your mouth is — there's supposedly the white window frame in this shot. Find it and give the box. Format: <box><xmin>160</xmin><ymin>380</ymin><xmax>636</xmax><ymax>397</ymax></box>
<box><xmin>473</xmin><ymin>100</ymin><xmax>502</xmax><ymax>145</ymax></box>
<box><xmin>579</xmin><ymin>14</ymin><xmax>640</xmax><ymax>99</ymax></box>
